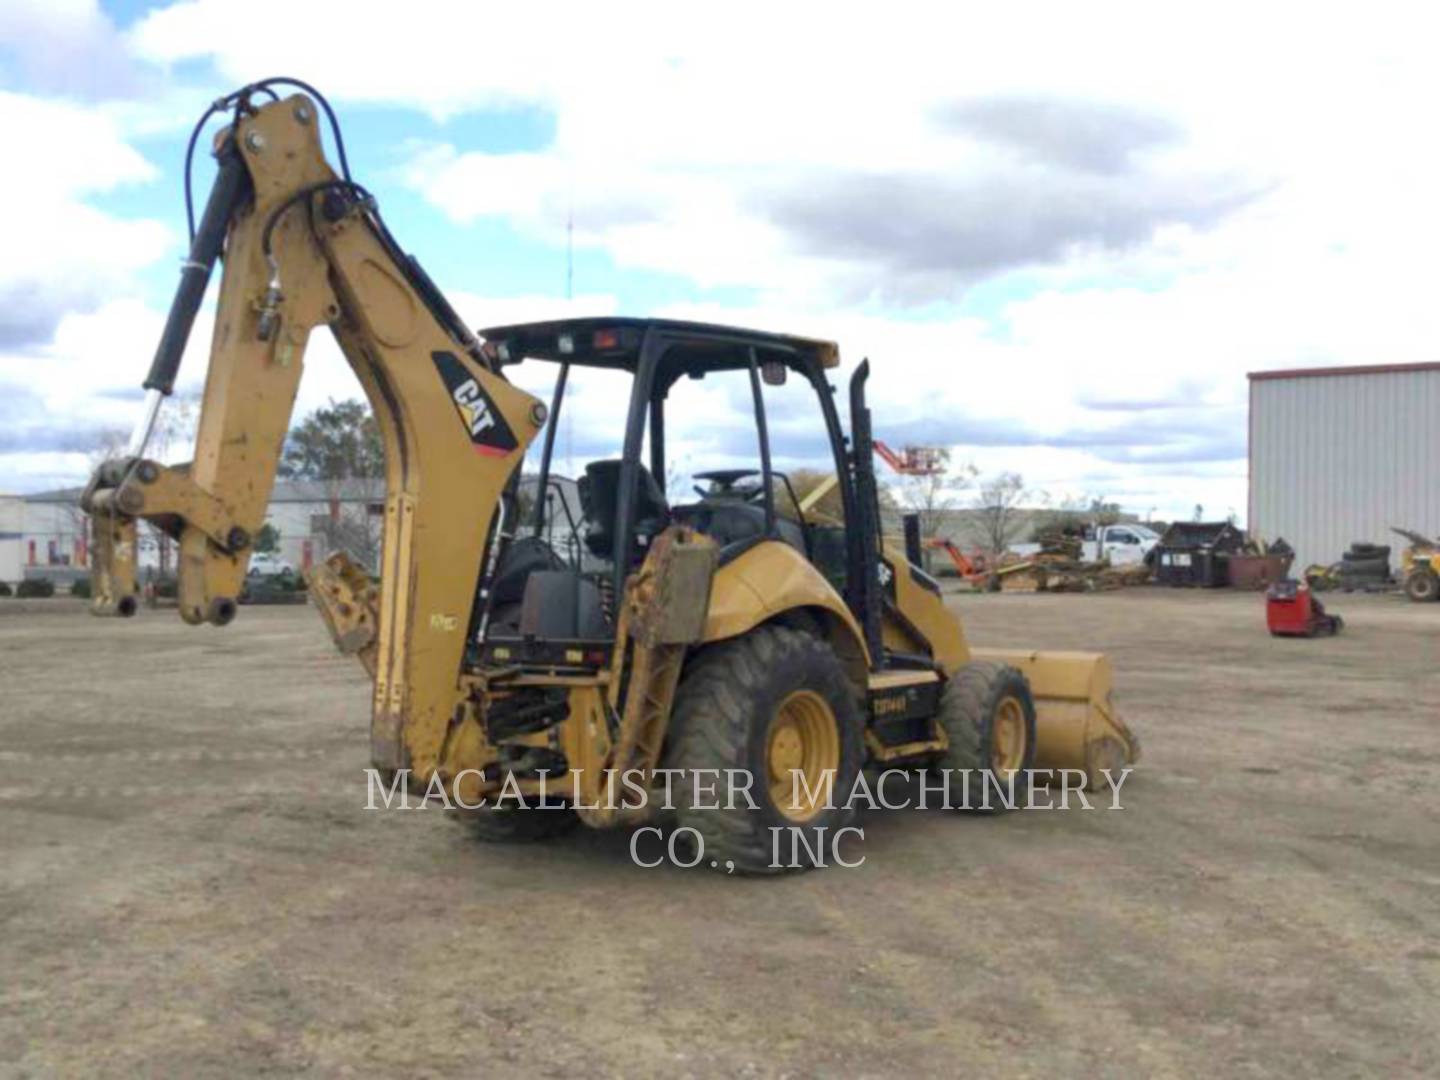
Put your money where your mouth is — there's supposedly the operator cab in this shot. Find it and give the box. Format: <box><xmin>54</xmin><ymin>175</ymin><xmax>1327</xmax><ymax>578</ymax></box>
<box><xmin>473</xmin><ymin>318</ymin><xmax>859</xmax><ymax>670</ymax></box>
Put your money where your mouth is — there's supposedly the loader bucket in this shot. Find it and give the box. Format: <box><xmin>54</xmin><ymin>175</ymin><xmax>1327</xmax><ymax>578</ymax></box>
<box><xmin>971</xmin><ymin>649</ymin><xmax>1140</xmax><ymax>791</ymax></box>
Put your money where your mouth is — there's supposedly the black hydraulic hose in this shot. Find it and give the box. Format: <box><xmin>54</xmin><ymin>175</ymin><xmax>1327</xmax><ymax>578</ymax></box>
<box><xmin>260</xmin><ymin>180</ymin><xmax>373</xmax><ymax>261</ymax></box>
<box><xmin>185</xmin><ymin>77</ymin><xmax>350</xmax><ymax>244</ymax></box>
<box><xmin>143</xmin><ymin>138</ymin><xmax>251</xmax><ymax>395</ymax></box>
<box><xmin>182</xmin><ymin>102</ymin><xmax>225</xmax><ymax>242</ymax></box>
<box><xmin>249</xmin><ymin>77</ymin><xmax>352</xmax><ymax>182</ymax></box>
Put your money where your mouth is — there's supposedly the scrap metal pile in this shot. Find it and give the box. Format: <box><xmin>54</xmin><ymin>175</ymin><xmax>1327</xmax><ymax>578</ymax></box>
<box><xmin>992</xmin><ymin>531</ymin><xmax>1153</xmax><ymax>593</ymax></box>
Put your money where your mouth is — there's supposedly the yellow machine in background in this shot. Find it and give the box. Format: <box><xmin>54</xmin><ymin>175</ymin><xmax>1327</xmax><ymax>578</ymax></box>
<box><xmin>83</xmin><ymin>80</ymin><xmax>1137</xmax><ymax>873</ymax></box>
<box><xmin>1395</xmin><ymin>528</ymin><xmax>1440</xmax><ymax>603</ymax></box>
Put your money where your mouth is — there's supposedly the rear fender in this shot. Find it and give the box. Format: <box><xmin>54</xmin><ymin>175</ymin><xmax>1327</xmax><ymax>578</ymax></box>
<box><xmin>703</xmin><ymin>540</ymin><xmax>870</xmax><ymax>685</ymax></box>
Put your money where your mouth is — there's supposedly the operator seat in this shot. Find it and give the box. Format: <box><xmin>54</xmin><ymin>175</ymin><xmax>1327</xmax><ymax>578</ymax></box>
<box><xmin>577</xmin><ymin>459</ymin><xmax>670</xmax><ymax>562</ymax></box>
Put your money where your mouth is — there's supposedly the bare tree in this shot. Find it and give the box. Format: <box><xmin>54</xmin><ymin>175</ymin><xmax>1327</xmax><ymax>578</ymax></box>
<box><xmin>973</xmin><ymin>472</ymin><xmax>1029</xmax><ymax>556</ymax></box>
<box><xmin>1031</xmin><ymin>493</ymin><xmax>1086</xmax><ymax>540</ymax></box>
<box><xmin>895</xmin><ymin>449</ymin><xmax>976</xmax><ymax>538</ymax></box>
<box><xmin>1032</xmin><ymin>492</ymin><xmax>1122</xmax><ymax>540</ymax></box>
<box><xmin>321</xmin><ymin>499</ymin><xmax>384</xmax><ymax>570</ymax></box>
<box><xmin>85</xmin><ymin>428</ymin><xmax>129</xmax><ymax>470</ymax></box>
<box><xmin>1088</xmin><ymin>496</ymin><xmax>1122</xmax><ymax>528</ymax></box>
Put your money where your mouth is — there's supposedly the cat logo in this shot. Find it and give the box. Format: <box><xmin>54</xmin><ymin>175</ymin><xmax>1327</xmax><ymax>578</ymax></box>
<box><xmin>431</xmin><ymin>351</ymin><xmax>518</xmax><ymax>458</ymax></box>
<box><xmin>452</xmin><ymin>378</ymin><xmax>495</xmax><ymax>438</ymax></box>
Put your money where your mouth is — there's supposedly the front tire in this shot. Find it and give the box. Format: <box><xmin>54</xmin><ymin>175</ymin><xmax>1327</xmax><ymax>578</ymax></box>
<box><xmin>662</xmin><ymin>625</ymin><xmax>863</xmax><ymax>874</ymax></box>
<box><xmin>1405</xmin><ymin>568</ymin><xmax>1439</xmax><ymax>602</ymax></box>
<box><xmin>932</xmin><ymin>660</ymin><xmax>1037</xmax><ymax>811</ymax></box>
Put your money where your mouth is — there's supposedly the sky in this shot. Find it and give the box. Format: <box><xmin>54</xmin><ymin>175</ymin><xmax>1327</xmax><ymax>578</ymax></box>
<box><xmin>3</xmin><ymin>1</ymin><xmax>1439</xmax><ymax>521</ymax></box>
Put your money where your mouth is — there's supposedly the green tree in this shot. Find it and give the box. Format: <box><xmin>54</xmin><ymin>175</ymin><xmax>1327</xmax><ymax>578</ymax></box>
<box><xmin>280</xmin><ymin>399</ymin><xmax>385</xmax><ymax>569</ymax></box>
<box><xmin>279</xmin><ymin>399</ymin><xmax>384</xmax><ymax>482</ymax></box>
<box><xmin>255</xmin><ymin>523</ymin><xmax>281</xmax><ymax>554</ymax></box>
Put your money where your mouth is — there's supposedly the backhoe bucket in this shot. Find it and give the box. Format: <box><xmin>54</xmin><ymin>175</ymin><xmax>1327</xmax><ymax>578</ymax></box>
<box><xmin>972</xmin><ymin>649</ymin><xmax>1140</xmax><ymax>790</ymax></box>
<box><xmin>305</xmin><ymin>551</ymin><xmax>380</xmax><ymax>677</ymax></box>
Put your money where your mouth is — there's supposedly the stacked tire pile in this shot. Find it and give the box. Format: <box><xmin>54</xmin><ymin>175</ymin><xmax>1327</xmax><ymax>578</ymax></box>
<box><xmin>1339</xmin><ymin>542</ymin><xmax>1392</xmax><ymax>592</ymax></box>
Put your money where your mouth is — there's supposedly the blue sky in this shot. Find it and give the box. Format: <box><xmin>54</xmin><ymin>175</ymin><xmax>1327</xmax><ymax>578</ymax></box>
<box><xmin>4</xmin><ymin>1</ymin><xmax>1438</xmax><ymax>524</ymax></box>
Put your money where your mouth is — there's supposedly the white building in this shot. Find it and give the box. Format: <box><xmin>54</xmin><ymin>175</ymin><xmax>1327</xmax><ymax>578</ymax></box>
<box><xmin>0</xmin><ymin>495</ymin><xmax>25</xmax><ymax>584</ymax></box>
<box><xmin>261</xmin><ymin>478</ymin><xmax>386</xmax><ymax>573</ymax></box>
<box><xmin>0</xmin><ymin>489</ymin><xmax>90</xmax><ymax>586</ymax></box>
<box><xmin>1248</xmin><ymin>361</ymin><xmax>1440</xmax><ymax>569</ymax></box>
<box><xmin>0</xmin><ymin>474</ymin><xmax>580</xmax><ymax>586</ymax></box>
<box><xmin>0</xmin><ymin>480</ymin><xmax>386</xmax><ymax>587</ymax></box>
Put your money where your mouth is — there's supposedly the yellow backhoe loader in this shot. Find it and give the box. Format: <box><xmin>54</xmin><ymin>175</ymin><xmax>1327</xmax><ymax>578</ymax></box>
<box><xmin>83</xmin><ymin>80</ymin><xmax>1138</xmax><ymax>872</ymax></box>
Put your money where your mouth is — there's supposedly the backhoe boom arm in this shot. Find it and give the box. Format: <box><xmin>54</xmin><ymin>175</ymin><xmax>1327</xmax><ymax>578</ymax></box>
<box><xmin>83</xmin><ymin>88</ymin><xmax>546</xmax><ymax>779</ymax></box>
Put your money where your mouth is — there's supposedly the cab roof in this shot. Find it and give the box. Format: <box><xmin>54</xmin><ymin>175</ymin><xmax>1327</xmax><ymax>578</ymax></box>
<box><xmin>478</xmin><ymin>316</ymin><xmax>840</xmax><ymax>374</ymax></box>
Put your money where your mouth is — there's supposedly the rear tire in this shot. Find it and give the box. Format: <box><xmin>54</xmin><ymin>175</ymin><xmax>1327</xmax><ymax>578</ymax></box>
<box><xmin>662</xmin><ymin>625</ymin><xmax>863</xmax><ymax>874</ymax></box>
<box><xmin>1405</xmin><ymin>568</ymin><xmax>1439</xmax><ymax>602</ymax></box>
<box><xmin>932</xmin><ymin>660</ymin><xmax>1037</xmax><ymax>811</ymax></box>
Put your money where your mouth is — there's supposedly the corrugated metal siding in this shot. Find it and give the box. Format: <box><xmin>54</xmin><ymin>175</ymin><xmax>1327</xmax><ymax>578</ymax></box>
<box><xmin>1250</xmin><ymin>368</ymin><xmax>1440</xmax><ymax>569</ymax></box>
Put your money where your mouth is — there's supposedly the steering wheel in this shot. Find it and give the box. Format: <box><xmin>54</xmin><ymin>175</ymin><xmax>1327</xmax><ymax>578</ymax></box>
<box><xmin>693</xmin><ymin>468</ymin><xmax>766</xmax><ymax>502</ymax></box>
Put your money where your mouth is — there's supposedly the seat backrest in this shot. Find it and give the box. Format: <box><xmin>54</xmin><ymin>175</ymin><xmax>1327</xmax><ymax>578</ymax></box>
<box><xmin>578</xmin><ymin>459</ymin><xmax>669</xmax><ymax>559</ymax></box>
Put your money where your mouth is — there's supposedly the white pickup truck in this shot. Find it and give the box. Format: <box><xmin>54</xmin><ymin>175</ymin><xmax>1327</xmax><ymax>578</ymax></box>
<box><xmin>1013</xmin><ymin>523</ymin><xmax>1161</xmax><ymax>566</ymax></box>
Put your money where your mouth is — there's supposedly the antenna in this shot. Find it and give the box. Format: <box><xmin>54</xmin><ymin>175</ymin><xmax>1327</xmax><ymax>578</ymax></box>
<box><xmin>564</xmin><ymin>204</ymin><xmax>574</xmax><ymax>476</ymax></box>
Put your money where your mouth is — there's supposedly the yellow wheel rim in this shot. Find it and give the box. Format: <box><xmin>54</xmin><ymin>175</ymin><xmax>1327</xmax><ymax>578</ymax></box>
<box><xmin>767</xmin><ymin>690</ymin><xmax>841</xmax><ymax>823</ymax></box>
<box><xmin>991</xmin><ymin>695</ymin><xmax>1028</xmax><ymax>774</ymax></box>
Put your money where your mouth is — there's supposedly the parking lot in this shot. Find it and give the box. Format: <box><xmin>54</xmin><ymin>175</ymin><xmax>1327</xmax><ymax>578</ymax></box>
<box><xmin>1</xmin><ymin>588</ymin><xmax>1436</xmax><ymax>1076</ymax></box>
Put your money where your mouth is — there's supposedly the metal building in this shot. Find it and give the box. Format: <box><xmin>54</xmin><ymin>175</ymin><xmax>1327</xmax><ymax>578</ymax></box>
<box><xmin>1248</xmin><ymin>361</ymin><xmax>1440</xmax><ymax>570</ymax></box>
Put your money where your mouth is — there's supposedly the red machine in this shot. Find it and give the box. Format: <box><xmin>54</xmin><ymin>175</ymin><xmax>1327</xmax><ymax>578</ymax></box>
<box><xmin>1266</xmin><ymin>579</ymin><xmax>1343</xmax><ymax>638</ymax></box>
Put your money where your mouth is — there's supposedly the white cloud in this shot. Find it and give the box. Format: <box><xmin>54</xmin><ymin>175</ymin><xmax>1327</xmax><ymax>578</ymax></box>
<box><xmin>0</xmin><ymin>0</ymin><xmax>138</xmax><ymax>98</ymax></box>
<box><xmin>0</xmin><ymin>92</ymin><xmax>171</xmax><ymax>348</ymax></box>
<box><xmin>8</xmin><ymin>0</ymin><xmax>1440</xmax><ymax>521</ymax></box>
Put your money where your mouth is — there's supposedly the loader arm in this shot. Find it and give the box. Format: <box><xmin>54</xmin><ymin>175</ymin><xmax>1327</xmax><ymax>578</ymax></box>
<box><xmin>82</xmin><ymin>86</ymin><xmax>546</xmax><ymax>778</ymax></box>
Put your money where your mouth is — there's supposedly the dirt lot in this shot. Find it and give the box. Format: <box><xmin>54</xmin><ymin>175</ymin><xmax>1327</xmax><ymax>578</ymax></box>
<box><xmin>1</xmin><ymin>588</ymin><xmax>1436</xmax><ymax>1077</ymax></box>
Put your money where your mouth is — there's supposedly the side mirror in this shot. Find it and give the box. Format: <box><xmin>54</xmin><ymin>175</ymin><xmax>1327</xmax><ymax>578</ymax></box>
<box><xmin>761</xmin><ymin>360</ymin><xmax>788</xmax><ymax>386</ymax></box>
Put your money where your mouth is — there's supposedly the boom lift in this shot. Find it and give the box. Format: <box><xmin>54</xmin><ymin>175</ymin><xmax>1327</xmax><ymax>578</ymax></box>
<box><xmin>83</xmin><ymin>82</ymin><xmax>1138</xmax><ymax>872</ymax></box>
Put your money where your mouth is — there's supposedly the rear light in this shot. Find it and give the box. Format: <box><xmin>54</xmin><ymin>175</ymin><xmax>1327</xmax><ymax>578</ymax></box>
<box><xmin>593</xmin><ymin>328</ymin><xmax>620</xmax><ymax>350</ymax></box>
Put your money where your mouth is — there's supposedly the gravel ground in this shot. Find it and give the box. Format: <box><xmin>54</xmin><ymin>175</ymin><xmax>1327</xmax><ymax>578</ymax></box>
<box><xmin>1</xmin><ymin>588</ymin><xmax>1436</xmax><ymax>1077</ymax></box>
